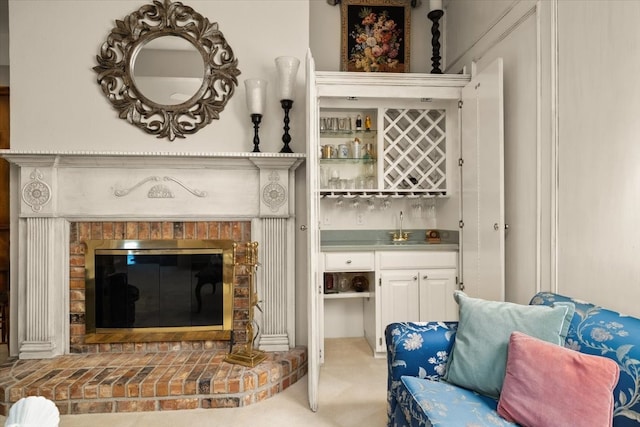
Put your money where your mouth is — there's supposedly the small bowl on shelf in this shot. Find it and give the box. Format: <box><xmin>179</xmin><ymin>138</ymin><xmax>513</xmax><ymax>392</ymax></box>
<box><xmin>351</xmin><ymin>275</ymin><xmax>369</xmax><ymax>292</ymax></box>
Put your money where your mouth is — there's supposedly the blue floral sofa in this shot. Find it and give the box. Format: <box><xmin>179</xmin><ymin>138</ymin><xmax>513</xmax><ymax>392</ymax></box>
<box><xmin>385</xmin><ymin>292</ymin><xmax>640</xmax><ymax>427</ymax></box>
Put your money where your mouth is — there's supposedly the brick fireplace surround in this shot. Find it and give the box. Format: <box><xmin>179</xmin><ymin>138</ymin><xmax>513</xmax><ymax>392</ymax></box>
<box><xmin>0</xmin><ymin>220</ymin><xmax>307</xmax><ymax>415</ymax></box>
<box><xmin>69</xmin><ymin>220</ymin><xmax>251</xmax><ymax>353</ymax></box>
<box><xmin>0</xmin><ymin>152</ymin><xmax>307</xmax><ymax>414</ymax></box>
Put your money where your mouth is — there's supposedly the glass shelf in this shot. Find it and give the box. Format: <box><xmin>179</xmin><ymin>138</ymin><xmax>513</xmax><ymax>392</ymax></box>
<box><xmin>320</xmin><ymin>130</ymin><xmax>376</xmax><ymax>137</ymax></box>
<box><xmin>320</xmin><ymin>158</ymin><xmax>376</xmax><ymax>164</ymax></box>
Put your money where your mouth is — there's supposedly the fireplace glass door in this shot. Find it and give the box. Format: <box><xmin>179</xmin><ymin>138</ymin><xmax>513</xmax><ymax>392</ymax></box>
<box><xmin>94</xmin><ymin>251</ymin><xmax>223</xmax><ymax>328</ymax></box>
<box><xmin>85</xmin><ymin>240</ymin><xmax>235</xmax><ymax>343</ymax></box>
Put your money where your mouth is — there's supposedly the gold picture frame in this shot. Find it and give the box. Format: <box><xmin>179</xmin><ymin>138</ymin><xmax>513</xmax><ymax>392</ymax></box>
<box><xmin>341</xmin><ymin>0</ymin><xmax>411</xmax><ymax>72</ymax></box>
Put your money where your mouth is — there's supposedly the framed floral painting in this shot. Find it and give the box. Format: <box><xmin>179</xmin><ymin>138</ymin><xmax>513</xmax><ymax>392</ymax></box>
<box><xmin>341</xmin><ymin>0</ymin><xmax>411</xmax><ymax>72</ymax></box>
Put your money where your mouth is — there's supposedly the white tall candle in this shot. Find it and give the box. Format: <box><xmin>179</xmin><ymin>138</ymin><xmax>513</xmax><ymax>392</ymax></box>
<box><xmin>275</xmin><ymin>56</ymin><xmax>300</xmax><ymax>100</ymax></box>
<box><xmin>429</xmin><ymin>0</ymin><xmax>443</xmax><ymax>11</ymax></box>
<box><xmin>244</xmin><ymin>78</ymin><xmax>268</xmax><ymax>115</ymax></box>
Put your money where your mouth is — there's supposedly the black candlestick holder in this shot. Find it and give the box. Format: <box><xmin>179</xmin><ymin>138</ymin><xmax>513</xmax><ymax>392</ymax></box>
<box><xmin>428</xmin><ymin>9</ymin><xmax>444</xmax><ymax>74</ymax></box>
<box><xmin>279</xmin><ymin>99</ymin><xmax>294</xmax><ymax>153</ymax></box>
<box><xmin>251</xmin><ymin>113</ymin><xmax>262</xmax><ymax>153</ymax></box>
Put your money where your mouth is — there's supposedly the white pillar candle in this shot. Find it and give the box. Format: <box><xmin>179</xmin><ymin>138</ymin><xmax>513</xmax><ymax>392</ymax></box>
<box><xmin>244</xmin><ymin>78</ymin><xmax>268</xmax><ymax>115</ymax></box>
<box><xmin>429</xmin><ymin>0</ymin><xmax>443</xmax><ymax>11</ymax></box>
<box><xmin>275</xmin><ymin>56</ymin><xmax>300</xmax><ymax>101</ymax></box>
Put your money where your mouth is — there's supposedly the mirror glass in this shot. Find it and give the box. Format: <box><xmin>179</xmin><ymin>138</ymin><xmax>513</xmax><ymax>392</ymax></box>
<box><xmin>132</xmin><ymin>36</ymin><xmax>205</xmax><ymax>106</ymax></box>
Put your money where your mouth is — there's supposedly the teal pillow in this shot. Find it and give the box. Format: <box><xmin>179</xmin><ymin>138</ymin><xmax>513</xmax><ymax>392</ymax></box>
<box><xmin>443</xmin><ymin>291</ymin><xmax>574</xmax><ymax>399</ymax></box>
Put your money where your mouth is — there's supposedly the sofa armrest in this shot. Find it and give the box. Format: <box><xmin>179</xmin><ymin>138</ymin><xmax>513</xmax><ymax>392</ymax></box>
<box><xmin>385</xmin><ymin>321</ymin><xmax>458</xmax><ymax>426</ymax></box>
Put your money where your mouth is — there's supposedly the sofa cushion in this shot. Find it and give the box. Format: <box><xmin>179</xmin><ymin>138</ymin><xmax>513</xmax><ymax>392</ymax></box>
<box><xmin>498</xmin><ymin>331</ymin><xmax>620</xmax><ymax>427</ymax></box>
<box><xmin>397</xmin><ymin>376</ymin><xmax>517</xmax><ymax>427</ymax></box>
<box><xmin>444</xmin><ymin>291</ymin><xmax>574</xmax><ymax>399</ymax></box>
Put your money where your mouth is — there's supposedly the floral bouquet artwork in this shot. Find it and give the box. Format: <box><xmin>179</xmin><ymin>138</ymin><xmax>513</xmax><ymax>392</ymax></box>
<box><xmin>341</xmin><ymin>0</ymin><xmax>410</xmax><ymax>73</ymax></box>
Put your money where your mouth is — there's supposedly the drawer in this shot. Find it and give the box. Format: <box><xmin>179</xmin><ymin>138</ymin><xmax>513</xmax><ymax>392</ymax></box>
<box><xmin>377</xmin><ymin>251</ymin><xmax>457</xmax><ymax>269</ymax></box>
<box><xmin>324</xmin><ymin>251</ymin><xmax>375</xmax><ymax>271</ymax></box>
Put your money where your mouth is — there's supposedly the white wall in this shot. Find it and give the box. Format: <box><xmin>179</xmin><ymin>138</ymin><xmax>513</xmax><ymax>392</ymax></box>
<box><xmin>8</xmin><ymin>0</ymin><xmax>308</xmax><ymax>154</ymax></box>
<box><xmin>556</xmin><ymin>1</ymin><xmax>640</xmax><ymax>315</ymax></box>
<box><xmin>447</xmin><ymin>0</ymin><xmax>640</xmax><ymax>316</ymax></box>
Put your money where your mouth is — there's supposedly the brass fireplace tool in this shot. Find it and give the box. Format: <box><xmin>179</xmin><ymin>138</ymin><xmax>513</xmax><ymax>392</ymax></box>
<box><xmin>224</xmin><ymin>242</ymin><xmax>266</xmax><ymax>367</ymax></box>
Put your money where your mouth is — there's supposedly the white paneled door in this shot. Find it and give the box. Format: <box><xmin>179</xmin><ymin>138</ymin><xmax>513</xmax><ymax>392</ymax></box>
<box><xmin>305</xmin><ymin>50</ymin><xmax>322</xmax><ymax>412</ymax></box>
<box><xmin>460</xmin><ymin>58</ymin><xmax>505</xmax><ymax>301</ymax></box>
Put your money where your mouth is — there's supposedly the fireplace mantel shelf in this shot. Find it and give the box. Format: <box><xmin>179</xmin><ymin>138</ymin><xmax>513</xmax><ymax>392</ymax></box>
<box><xmin>0</xmin><ymin>150</ymin><xmax>306</xmax><ymax>169</ymax></box>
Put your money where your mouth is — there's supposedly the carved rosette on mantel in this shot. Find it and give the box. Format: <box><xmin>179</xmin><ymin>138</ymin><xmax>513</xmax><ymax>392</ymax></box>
<box><xmin>22</xmin><ymin>169</ymin><xmax>52</xmax><ymax>213</ymax></box>
<box><xmin>0</xmin><ymin>150</ymin><xmax>305</xmax><ymax>359</ymax></box>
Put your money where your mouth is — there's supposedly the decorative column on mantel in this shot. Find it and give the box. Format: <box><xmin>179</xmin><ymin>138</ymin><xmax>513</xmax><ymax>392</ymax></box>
<box><xmin>249</xmin><ymin>158</ymin><xmax>300</xmax><ymax>352</ymax></box>
<box><xmin>13</xmin><ymin>164</ymin><xmax>70</xmax><ymax>359</ymax></box>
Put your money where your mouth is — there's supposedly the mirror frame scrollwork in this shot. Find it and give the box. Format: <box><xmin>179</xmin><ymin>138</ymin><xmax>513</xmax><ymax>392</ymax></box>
<box><xmin>93</xmin><ymin>0</ymin><xmax>241</xmax><ymax>141</ymax></box>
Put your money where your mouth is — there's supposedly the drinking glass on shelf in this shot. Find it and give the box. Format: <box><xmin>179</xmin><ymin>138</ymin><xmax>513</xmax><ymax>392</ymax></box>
<box><xmin>338</xmin><ymin>274</ymin><xmax>351</xmax><ymax>292</ymax></box>
<box><xmin>319</xmin><ymin>166</ymin><xmax>329</xmax><ymax>188</ymax></box>
<box><xmin>366</xmin><ymin>176</ymin><xmax>376</xmax><ymax>189</ymax></box>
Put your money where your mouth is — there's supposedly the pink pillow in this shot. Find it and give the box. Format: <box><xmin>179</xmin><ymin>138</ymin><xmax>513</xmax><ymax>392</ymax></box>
<box><xmin>497</xmin><ymin>331</ymin><xmax>620</xmax><ymax>427</ymax></box>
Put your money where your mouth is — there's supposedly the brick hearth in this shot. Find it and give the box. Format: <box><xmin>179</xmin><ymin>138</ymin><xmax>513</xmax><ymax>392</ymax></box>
<box><xmin>0</xmin><ymin>346</ymin><xmax>307</xmax><ymax>415</ymax></box>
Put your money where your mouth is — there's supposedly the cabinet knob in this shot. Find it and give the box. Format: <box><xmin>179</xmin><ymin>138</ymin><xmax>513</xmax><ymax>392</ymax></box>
<box><xmin>413</xmin><ymin>276</ymin><xmax>417</xmax><ymax>281</ymax></box>
<box><xmin>300</xmin><ymin>225</ymin><xmax>307</xmax><ymax>231</ymax></box>
<box><xmin>346</xmin><ymin>260</ymin><xmax>352</xmax><ymax>264</ymax></box>
<box><xmin>422</xmin><ymin>275</ymin><xmax>428</xmax><ymax>280</ymax></box>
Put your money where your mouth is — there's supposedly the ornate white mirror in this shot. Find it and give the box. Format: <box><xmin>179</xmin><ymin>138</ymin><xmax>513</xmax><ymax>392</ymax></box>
<box><xmin>94</xmin><ymin>0</ymin><xmax>241</xmax><ymax>141</ymax></box>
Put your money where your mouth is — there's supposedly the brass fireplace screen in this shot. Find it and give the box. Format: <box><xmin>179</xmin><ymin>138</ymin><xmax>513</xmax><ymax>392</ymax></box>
<box><xmin>84</xmin><ymin>239</ymin><xmax>235</xmax><ymax>343</ymax></box>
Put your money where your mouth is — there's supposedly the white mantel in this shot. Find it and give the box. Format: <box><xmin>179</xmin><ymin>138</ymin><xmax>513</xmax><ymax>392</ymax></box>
<box><xmin>1</xmin><ymin>150</ymin><xmax>305</xmax><ymax>359</ymax></box>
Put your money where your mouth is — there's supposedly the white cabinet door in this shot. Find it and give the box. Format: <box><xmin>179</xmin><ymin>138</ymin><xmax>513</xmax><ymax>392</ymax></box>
<box><xmin>380</xmin><ymin>271</ymin><xmax>420</xmax><ymax>331</ymax></box>
<box><xmin>306</xmin><ymin>51</ymin><xmax>322</xmax><ymax>413</ymax></box>
<box><xmin>460</xmin><ymin>58</ymin><xmax>505</xmax><ymax>301</ymax></box>
<box><xmin>418</xmin><ymin>269</ymin><xmax>458</xmax><ymax>322</ymax></box>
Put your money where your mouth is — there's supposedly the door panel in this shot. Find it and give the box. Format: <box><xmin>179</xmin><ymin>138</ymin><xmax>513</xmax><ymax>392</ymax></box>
<box><xmin>461</xmin><ymin>59</ymin><xmax>505</xmax><ymax>301</ymax></box>
<box><xmin>305</xmin><ymin>51</ymin><xmax>321</xmax><ymax>412</ymax></box>
<box><xmin>380</xmin><ymin>272</ymin><xmax>420</xmax><ymax>328</ymax></box>
<box><xmin>418</xmin><ymin>269</ymin><xmax>458</xmax><ymax>322</ymax></box>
